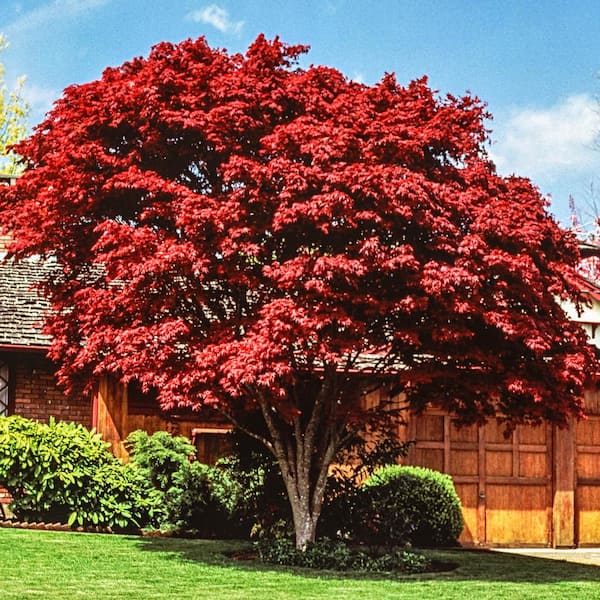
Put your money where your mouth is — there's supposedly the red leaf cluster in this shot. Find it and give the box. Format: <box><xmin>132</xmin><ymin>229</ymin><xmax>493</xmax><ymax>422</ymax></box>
<box><xmin>0</xmin><ymin>35</ymin><xmax>596</xmax><ymax>427</ymax></box>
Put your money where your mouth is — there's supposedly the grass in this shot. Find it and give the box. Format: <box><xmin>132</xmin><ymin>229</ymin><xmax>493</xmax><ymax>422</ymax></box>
<box><xmin>1</xmin><ymin>528</ymin><xmax>600</xmax><ymax>599</ymax></box>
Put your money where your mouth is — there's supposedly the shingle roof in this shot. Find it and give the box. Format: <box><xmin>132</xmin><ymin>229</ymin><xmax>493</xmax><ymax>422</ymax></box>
<box><xmin>0</xmin><ymin>256</ymin><xmax>53</xmax><ymax>348</ymax></box>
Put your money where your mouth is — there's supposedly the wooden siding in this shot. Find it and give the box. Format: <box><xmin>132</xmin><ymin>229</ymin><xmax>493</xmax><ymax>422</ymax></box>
<box><xmin>93</xmin><ymin>376</ymin><xmax>230</xmax><ymax>461</ymax></box>
<box><xmin>93</xmin><ymin>378</ymin><xmax>600</xmax><ymax>546</ymax></box>
<box><xmin>391</xmin><ymin>388</ymin><xmax>600</xmax><ymax>548</ymax></box>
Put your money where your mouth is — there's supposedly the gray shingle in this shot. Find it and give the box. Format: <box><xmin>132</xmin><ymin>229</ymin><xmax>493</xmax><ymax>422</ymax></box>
<box><xmin>0</xmin><ymin>256</ymin><xmax>53</xmax><ymax>347</ymax></box>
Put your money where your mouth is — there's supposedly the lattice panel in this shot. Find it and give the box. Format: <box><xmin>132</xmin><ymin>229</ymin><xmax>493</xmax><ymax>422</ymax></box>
<box><xmin>0</xmin><ymin>361</ymin><xmax>8</xmax><ymax>416</ymax></box>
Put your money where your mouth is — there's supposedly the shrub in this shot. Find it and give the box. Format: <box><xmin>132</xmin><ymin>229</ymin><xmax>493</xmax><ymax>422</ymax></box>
<box><xmin>163</xmin><ymin>460</ymin><xmax>233</xmax><ymax>535</ymax></box>
<box><xmin>125</xmin><ymin>429</ymin><xmax>196</xmax><ymax>492</ymax></box>
<box><xmin>222</xmin><ymin>422</ymin><xmax>293</xmax><ymax>539</ymax></box>
<box><xmin>359</xmin><ymin>465</ymin><xmax>463</xmax><ymax>547</ymax></box>
<box><xmin>215</xmin><ymin>453</ymin><xmax>292</xmax><ymax>540</ymax></box>
<box><xmin>0</xmin><ymin>415</ymin><xmax>155</xmax><ymax>529</ymax></box>
<box><xmin>319</xmin><ymin>430</ymin><xmax>411</xmax><ymax>540</ymax></box>
<box><xmin>256</xmin><ymin>537</ymin><xmax>431</xmax><ymax>573</ymax></box>
<box><xmin>126</xmin><ymin>429</ymin><xmax>241</xmax><ymax>535</ymax></box>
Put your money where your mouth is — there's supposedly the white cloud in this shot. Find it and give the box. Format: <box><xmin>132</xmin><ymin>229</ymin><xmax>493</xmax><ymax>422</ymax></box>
<box><xmin>490</xmin><ymin>94</ymin><xmax>600</xmax><ymax>181</ymax></box>
<box><xmin>4</xmin><ymin>0</ymin><xmax>110</xmax><ymax>36</ymax></box>
<box><xmin>187</xmin><ymin>4</ymin><xmax>244</xmax><ymax>35</ymax></box>
<box><xmin>324</xmin><ymin>0</ymin><xmax>345</xmax><ymax>16</ymax></box>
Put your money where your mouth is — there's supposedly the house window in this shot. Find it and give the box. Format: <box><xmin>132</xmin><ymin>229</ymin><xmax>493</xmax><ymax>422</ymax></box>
<box><xmin>0</xmin><ymin>360</ymin><xmax>9</xmax><ymax>416</ymax></box>
<box><xmin>192</xmin><ymin>428</ymin><xmax>232</xmax><ymax>465</ymax></box>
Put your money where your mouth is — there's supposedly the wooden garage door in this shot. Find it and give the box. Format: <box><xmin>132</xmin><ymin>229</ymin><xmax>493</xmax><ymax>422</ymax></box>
<box><xmin>406</xmin><ymin>410</ymin><xmax>553</xmax><ymax>546</ymax></box>
<box><xmin>575</xmin><ymin>410</ymin><xmax>600</xmax><ymax>545</ymax></box>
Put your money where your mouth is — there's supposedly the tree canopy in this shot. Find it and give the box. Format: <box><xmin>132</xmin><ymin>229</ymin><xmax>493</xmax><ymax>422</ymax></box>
<box><xmin>0</xmin><ymin>35</ymin><xmax>596</xmax><ymax>547</ymax></box>
<box><xmin>0</xmin><ymin>35</ymin><xmax>28</xmax><ymax>175</ymax></box>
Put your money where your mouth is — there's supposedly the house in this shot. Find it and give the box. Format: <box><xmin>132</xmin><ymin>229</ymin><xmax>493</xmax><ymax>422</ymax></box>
<box><xmin>0</xmin><ymin>175</ymin><xmax>230</xmax><ymax>464</ymax></box>
<box><xmin>89</xmin><ymin>266</ymin><xmax>600</xmax><ymax>547</ymax></box>
<box><xmin>3</xmin><ymin>244</ymin><xmax>600</xmax><ymax>547</ymax></box>
<box><xmin>2</xmin><ymin>168</ymin><xmax>600</xmax><ymax>545</ymax></box>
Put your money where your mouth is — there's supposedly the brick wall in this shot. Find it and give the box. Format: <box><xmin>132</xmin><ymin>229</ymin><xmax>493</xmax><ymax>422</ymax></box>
<box><xmin>10</xmin><ymin>352</ymin><xmax>92</xmax><ymax>427</ymax></box>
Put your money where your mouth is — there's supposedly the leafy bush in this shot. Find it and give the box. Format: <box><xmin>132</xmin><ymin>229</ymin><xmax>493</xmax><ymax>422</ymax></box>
<box><xmin>319</xmin><ymin>429</ymin><xmax>411</xmax><ymax>540</ymax></box>
<box><xmin>125</xmin><ymin>429</ymin><xmax>195</xmax><ymax>492</ymax></box>
<box><xmin>0</xmin><ymin>415</ymin><xmax>156</xmax><ymax>529</ymax></box>
<box><xmin>164</xmin><ymin>460</ymin><xmax>234</xmax><ymax>535</ymax></box>
<box><xmin>359</xmin><ymin>465</ymin><xmax>463</xmax><ymax>547</ymax></box>
<box><xmin>213</xmin><ymin>455</ymin><xmax>275</xmax><ymax>537</ymax></box>
<box><xmin>221</xmin><ymin>422</ymin><xmax>292</xmax><ymax>539</ymax></box>
<box><xmin>257</xmin><ymin>537</ymin><xmax>430</xmax><ymax>573</ymax></box>
<box><xmin>126</xmin><ymin>430</ymin><xmax>243</xmax><ymax>535</ymax></box>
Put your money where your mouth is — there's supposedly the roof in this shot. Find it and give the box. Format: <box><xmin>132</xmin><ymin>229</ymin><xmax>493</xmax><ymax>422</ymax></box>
<box><xmin>577</xmin><ymin>275</ymin><xmax>600</xmax><ymax>305</ymax></box>
<box><xmin>579</xmin><ymin>241</ymin><xmax>600</xmax><ymax>259</ymax></box>
<box><xmin>0</xmin><ymin>256</ymin><xmax>53</xmax><ymax>349</ymax></box>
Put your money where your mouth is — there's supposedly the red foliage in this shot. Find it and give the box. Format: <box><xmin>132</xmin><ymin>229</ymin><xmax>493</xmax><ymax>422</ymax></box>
<box><xmin>0</xmin><ymin>35</ymin><xmax>596</xmax><ymax>429</ymax></box>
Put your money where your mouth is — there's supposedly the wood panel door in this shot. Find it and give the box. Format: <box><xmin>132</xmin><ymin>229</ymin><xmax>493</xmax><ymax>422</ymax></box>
<box><xmin>575</xmin><ymin>414</ymin><xmax>600</xmax><ymax>545</ymax></box>
<box><xmin>482</xmin><ymin>421</ymin><xmax>552</xmax><ymax>545</ymax></box>
<box><xmin>406</xmin><ymin>410</ymin><xmax>553</xmax><ymax>546</ymax></box>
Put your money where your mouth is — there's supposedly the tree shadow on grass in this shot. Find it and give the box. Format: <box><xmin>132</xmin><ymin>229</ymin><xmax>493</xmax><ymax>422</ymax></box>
<box><xmin>134</xmin><ymin>537</ymin><xmax>600</xmax><ymax>583</ymax></box>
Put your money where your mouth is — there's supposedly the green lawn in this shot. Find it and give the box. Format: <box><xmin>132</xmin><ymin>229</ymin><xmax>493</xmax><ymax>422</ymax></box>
<box><xmin>1</xmin><ymin>528</ymin><xmax>600</xmax><ymax>599</ymax></box>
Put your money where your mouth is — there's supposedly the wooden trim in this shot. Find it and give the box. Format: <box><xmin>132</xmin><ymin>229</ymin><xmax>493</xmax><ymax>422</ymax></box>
<box><xmin>576</xmin><ymin>445</ymin><xmax>600</xmax><ymax>454</ymax></box>
<box><xmin>484</xmin><ymin>476</ymin><xmax>549</xmax><ymax>486</ymax></box>
<box><xmin>0</xmin><ymin>344</ymin><xmax>49</xmax><ymax>353</ymax></box>
<box><xmin>191</xmin><ymin>427</ymin><xmax>232</xmax><ymax>435</ymax></box>
<box><xmin>477</xmin><ymin>424</ymin><xmax>486</xmax><ymax>544</ymax></box>
<box><xmin>553</xmin><ymin>422</ymin><xmax>576</xmax><ymax>547</ymax></box>
<box><xmin>443</xmin><ymin>416</ymin><xmax>451</xmax><ymax>473</ymax></box>
<box><xmin>576</xmin><ymin>478</ymin><xmax>600</xmax><ymax>485</ymax></box>
<box><xmin>512</xmin><ymin>427</ymin><xmax>520</xmax><ymax>478</ymax></box>
<box><xmin>91</xmin><ymin>381</ymin><xmax>98</xmax><ymax>430</ymax></box>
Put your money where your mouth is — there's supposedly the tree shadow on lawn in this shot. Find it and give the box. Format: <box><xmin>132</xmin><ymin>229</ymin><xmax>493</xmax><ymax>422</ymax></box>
<box><xmin>134</xmin><ymin>537</ymin><xmax>600</xmax><ymax>583</ymax></box>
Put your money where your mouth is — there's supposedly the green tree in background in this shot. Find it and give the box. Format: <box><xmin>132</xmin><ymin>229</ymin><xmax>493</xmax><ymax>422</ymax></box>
<box><xmin>0</xmin><ymin>35</ymin><xmax>28</xmax><ymax>175</ymax></box>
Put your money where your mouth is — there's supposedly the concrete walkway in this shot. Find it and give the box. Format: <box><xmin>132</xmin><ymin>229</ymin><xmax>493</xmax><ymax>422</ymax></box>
<box><xmin>492</xmin><ymin>547</ymin><xmax>600</xmax><ymax>566</ymax></box>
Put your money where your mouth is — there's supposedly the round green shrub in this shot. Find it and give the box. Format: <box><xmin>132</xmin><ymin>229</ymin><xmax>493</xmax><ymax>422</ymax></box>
<box><xmin>359</xmin><ymin>465</ymin><xmax>463</xmax><ymax>547</ymax></box>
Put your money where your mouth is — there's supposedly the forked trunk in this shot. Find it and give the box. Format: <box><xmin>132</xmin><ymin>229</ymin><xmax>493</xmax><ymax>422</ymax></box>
<box><xmin>290</xmin><ymin>500</ymin><xmax>319</xmax><ymax>550</ymax></box>
<box><xmin>256</xmin><ymin>372</ymin><xmax>344</xmax><ymax>550</ymax></box>
<box><xmin>278</xmin><ymin>451</ymin><xmax>330</xmax><ymax>549</ymax></box>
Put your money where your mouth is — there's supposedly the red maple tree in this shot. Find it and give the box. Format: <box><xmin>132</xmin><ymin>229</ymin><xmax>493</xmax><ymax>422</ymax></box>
<box><xmin>1</xmin><ymin>36</ymin><xmax>597</xmax><ymax>547</ymax></box>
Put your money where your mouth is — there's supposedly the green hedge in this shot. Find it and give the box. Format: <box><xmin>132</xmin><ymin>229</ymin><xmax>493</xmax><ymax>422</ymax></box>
<box><xmin>359</xmin><ymin>465</ymin><xmax>464</xmax><ymax>547</ymax></box>
<box><xmin>0</xmin><ymin>415</ymin><xmax>160</xmax><ymax>529</ymax></box>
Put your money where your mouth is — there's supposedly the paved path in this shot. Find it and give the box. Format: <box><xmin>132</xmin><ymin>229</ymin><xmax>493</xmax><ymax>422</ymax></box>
<box><xmin>493</xmin><ymin>547</ymin><xmax>600</xmax><ymax>566</ymax></box>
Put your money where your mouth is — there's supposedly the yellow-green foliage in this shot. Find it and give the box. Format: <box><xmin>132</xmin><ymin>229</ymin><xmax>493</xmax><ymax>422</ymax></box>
<box><xmin>0</xmin><ymin>415</ymin><xmax>159</xmax><ymax>529</ymax></box>
<box><xmin>0</xmin><ymin>35</ymin><xmax>28</xmax><ymax>175</ymax></box>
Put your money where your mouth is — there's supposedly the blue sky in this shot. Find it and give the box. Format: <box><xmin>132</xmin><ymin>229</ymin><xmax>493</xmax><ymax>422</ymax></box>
<box><xmin>2</xmin><ymin>0</ymin><xmax>600</xmax><ymax>225</ymax></box>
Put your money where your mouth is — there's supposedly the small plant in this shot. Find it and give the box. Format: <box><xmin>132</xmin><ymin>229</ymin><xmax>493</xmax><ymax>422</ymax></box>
<box><xmin>359</xmin><ymin>465</ymin><xmax>463</xmax><ymax>547</ymax></box>
<box><xmin>125</xmin><ymin>430</ymin><xmax>196</xmax><ymax>492</ymax></box>
<box><xmin>256</xmin><ymin>537</ymin><xmax>431</xmax><ymax>573</ymax></box>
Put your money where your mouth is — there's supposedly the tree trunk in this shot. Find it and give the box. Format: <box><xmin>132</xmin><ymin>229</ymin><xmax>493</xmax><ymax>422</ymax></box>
<box><xmin>276</xmin><ymin>440</ymin><xmax>331</xmax><ymax>550</ymax></box>
<box><xmin>256</xmin><ymin>371</ymin><xmax>343</xmax><ymax>550</ymax></box>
